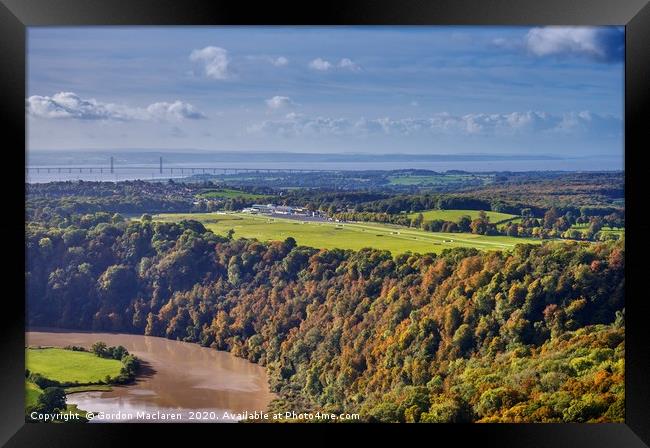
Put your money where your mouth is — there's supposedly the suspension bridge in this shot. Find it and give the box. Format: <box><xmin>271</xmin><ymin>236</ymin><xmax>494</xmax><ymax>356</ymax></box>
<box><xmin>26</xmin><ymin>157</ymin><xmax>334</xmax><ymax>175</ymax></box>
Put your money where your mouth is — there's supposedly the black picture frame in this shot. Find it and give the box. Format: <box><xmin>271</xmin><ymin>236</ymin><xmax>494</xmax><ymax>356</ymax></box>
<box><xmin>1</xmin><ymin>0</ymin><xmax>648</xmax><ymax>446</ymax></box>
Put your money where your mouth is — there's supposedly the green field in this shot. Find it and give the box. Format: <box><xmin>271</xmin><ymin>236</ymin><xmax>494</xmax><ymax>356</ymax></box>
<box><xmin>570</xmin><ymin>223</ymin><xmax>625</xmax><ymax>237</ymax></box>
<box><xmin>600</xmin><ymin>228</ymin><xmax>625</xmax><ymax>237</ymax></box>
<box><xmin>26</xmin><ymin>348</ymin><xmax>123</xmax><ymax>384</ymax></box>
<box><xmin>408</xmin><ymin>209</ymin><xmax>517</xmax><ymax>224</ymax></box>
<box><xmin>197</xmin><ymin>188</ymin><xmax>269</xmax><ymax>200</ymax></box>
<box><xmin>153</xmin><ymin>212</ymin><xmax>542</xmax><ymax>254</ymax></box>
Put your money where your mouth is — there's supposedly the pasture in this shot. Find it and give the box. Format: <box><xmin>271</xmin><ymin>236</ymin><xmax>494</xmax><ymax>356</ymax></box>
<box><xmin>26</xmin><ymin>348</ymin><xmax>123</xmax><ymax>385</ymax></box>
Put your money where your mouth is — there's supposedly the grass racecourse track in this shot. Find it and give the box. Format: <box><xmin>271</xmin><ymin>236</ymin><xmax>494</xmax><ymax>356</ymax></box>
<box><xmin>152</xmin><ymin>212</ymin><xmax>542</xmax><ymax>254</ymax></box>
<box><xmin>407</xmin><ymin>209</ymin><xmax>518</xmax><ymax>224</ymax></box>
<box><xmin>26</xmin><ymin>348</ymin><xmax>123</xmax><ymax>384</ymax></box>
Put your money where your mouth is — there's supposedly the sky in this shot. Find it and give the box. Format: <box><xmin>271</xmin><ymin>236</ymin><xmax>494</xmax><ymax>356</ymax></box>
<box><xmin>27</xmin><ymin>26</ymin><xmax>624</xmax><ymax>158</ymax></box>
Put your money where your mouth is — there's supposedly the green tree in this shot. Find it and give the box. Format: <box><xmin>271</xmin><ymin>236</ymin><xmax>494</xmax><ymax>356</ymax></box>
<box><xmin>543</xmin><ymin>208</ymin><xmax>559</xmax><ymax>229</ymax></box>
<box><xmin>421</xmin><ymin>397</ymin><xmax>473</xmax><ymax>423</ymax></box>
<box><xmin>227</xmin><ymin>256</ymin><xmax>243</xmax><ymax>286</ymax></box>
<box><xmin>452</xmin><ymin>323</ymin><xmax>474</xmax><ymax>354</ymax></box>
<box><xmin>412</xmin><ymin>213</ymin><xmax>424</xmax><ymax>229</ymax></box>
<box><xmin>37</xmin><ymin>387</ymin><xmax>66</xmax><ymax>413</ymax></box>
<box><xmin>91</xmin><ymin>341</ymin><xmax>108</xmax><ymax>357</ymax></box>
<box><xmin>457</xmin><ymin>216</ymin><xmax>472</xmax><ymax>232</ymax></box>
<box><xmin>283</xmin><ymin>236</ymin><xmax>297</xmax><ymax>251</ymax></box>
<box><xmin>110</xmin><ymin>345</ymin><xmax>128</xmax><ymax>360</ymax></box>
<box><xmin>38</xmin><ymin>237</ymin><xmax>53</xmax><ymax>256</ymax></box>
<box><xmin>97</xmin><ymin>265</ymin><xmax>137</xmax><ymax>308</ymax></box>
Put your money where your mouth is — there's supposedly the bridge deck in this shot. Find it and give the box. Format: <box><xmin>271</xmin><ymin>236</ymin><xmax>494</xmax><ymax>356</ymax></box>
<box><xmin>26</xmin><ymin>167</ymin><xmax>334</xmax><ymax>173</ymax></box>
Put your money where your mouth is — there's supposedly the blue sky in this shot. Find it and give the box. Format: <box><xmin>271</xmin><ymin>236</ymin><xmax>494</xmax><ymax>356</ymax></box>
<box><xmin>27</xmin><ymin>26</ymin><xmax>624</xmax><ymax>159</ymax></box>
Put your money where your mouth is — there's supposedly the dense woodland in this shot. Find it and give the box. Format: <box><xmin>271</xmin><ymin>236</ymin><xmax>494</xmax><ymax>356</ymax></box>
<box><xmin>26</xmin><ymin>181</ymin><xmax>196</xmax><ymax>218</ymax></box>
<box><xmin>459</xmin><ymin>172</ymin><xmax>624</xmax><ymax>209</ymax></box>
<box><xmin>27</xmin><ymin>208</ymin><xmax>625</xmax><ymax>422</ymax></box>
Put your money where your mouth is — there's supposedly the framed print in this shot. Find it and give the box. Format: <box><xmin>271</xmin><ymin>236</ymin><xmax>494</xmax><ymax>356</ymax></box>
<box><xmin>1</xmin><ymin>0</ymin><xmax>649</xmax><ymax>446</ymax></box>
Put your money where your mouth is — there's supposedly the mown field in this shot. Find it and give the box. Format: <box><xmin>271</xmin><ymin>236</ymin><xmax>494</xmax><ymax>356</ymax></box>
<box><xmin>152</xmin><ymin>212</ymin><xmax>542</xmax><ymax>254</ymax></box>
<box><xmin>26</xmin><ymin>348</ymin><xmax>123</xmax><ymax>384</ymax></box>
<box><xmin>407</xmin><ymin>209</ymin><xmax>517</xmax><ymax>223</ymax></box>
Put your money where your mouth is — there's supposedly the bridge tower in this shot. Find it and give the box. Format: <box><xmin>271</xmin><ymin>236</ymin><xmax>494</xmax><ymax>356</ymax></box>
<box><xmin>110</xmin><ymin>156</ymin><xmax>114</xmax><ymax>174</ymax></box>
<box><xmin>159</xmin><ymin>156</ymin><xmax>163</xmax><ymax>174</ymax></box>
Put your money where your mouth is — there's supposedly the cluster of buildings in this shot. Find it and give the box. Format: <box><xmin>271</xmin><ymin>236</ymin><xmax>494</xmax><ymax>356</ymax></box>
<box><xmin>242</xmin><ymin>203</ymin><xmax>322</xmax><ymax>217</ymax></box>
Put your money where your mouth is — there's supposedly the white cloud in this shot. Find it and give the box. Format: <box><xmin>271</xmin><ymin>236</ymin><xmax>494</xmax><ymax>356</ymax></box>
<box><xmin>309</xmin><ymin>58</ymin><xmax>333</xmax><ymax>71</ymax></box>
<box><xmin>27</xmin><ymin>92</ymin><xmax>117</xmax><ymax>120</ymax></box>
<box><xmin>309</xmin><ymin>57</ymin><xmax>361</xmax><ymax>72</ymax></box>
<box><xmin>271</xmin><ymin>56</ymin><xmax>289</xmax><ymax>67</ymax></box>
<box><xmin>491</xmin><ymin>37</ymin><xmax>523</xmax><ymax>51</ymax></box>
<box><xmin>524</xmin><ymin>27</ymin><xmax>623</xmax><ymax>62</ymax></box>
<box><xmin>249</xmin><ymin>115</ymin><xmax>352</xmax><ymax>137</ymax></box>
<box><xmin>338</xmin><ymin>58</ymin><xmax>361</xmax><ymax>71</ymax></box>
<box><xmin>284</xmin><ymin>112</ymin><xmax>303</xmax><ymax>121</ymax></box>
<box><xmin>249</xmin><ymin>110</ymin><xmax>620</xmax><ymax>138</ymax></box>
<box><xmin>27</xmin><ymin>92</ymin><xmax>205</xmax><ymax>122</ymax></box>
<box><xmin>265</xmin><ymin>96</ymin><xmax>294</xmax><ymax>110</ymax></box>
<box><xmin>190</xmin><ymin>46</ymin><xmax>231</xmax><ymax>79</ymax></box>
<box><xmin>146</xmin><ymin>101</ymin><xmax>206</xmax><ymax>121</ymax></box>
<box><xmin>245</xmin><ymin>55</ymin><xmax>289</xmax><ymax>67</ymax></box>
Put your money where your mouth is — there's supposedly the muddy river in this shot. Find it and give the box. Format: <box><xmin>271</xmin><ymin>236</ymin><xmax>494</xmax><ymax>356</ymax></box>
<box><xmin>27</xmin><ymin>330</ymin><xmax>276</xmax><ymax>422</ymax></box>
